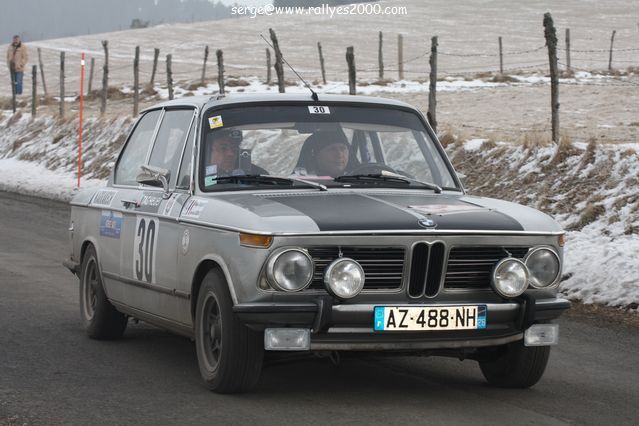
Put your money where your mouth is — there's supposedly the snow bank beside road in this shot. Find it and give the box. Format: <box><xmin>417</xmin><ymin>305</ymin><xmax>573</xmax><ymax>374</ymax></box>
<box><xmin>0</xmin><ymin>158</ymin><xmax>105</xmax><ymax>202</ymax></box>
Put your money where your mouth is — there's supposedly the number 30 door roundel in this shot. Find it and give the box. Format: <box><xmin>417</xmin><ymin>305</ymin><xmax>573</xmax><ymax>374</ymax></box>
<box><xmin>133</xmin><ymin>216</ymin><xmax>159</xmax><ymax>284</ymax></box>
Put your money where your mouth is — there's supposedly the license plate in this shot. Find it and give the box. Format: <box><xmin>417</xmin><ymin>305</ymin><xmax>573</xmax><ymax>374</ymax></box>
<box><xmin>374</xmin><ymin>305</ymin><xmax>487</xmax><ymax>331</ymax></box>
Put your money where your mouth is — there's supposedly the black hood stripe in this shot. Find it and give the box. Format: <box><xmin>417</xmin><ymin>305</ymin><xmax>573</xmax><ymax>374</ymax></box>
<box><xmin>267</xmin><ymin>193</ymin><xmax>524</xmax><ymax>232</ymax></box>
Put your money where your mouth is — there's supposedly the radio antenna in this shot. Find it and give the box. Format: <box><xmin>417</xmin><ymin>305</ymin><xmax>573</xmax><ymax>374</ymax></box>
<box><xmin>260</xmin><ymin>33</ymin><xmax>319</xmax><ymax>102</ymax></box>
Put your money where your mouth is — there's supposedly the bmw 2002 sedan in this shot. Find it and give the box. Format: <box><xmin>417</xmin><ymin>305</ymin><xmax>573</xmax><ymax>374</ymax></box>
<box><xmin>64</xmin><ymin>93</ymin><xmax>570</xmax><ymax>393</ymax></box>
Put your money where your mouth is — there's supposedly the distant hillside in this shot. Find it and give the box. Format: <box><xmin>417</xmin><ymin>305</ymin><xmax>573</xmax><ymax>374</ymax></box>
<box><xmin>1</xmin><ymin>0</ymin><xmax>235</xmax><ymax>42</ymax></box>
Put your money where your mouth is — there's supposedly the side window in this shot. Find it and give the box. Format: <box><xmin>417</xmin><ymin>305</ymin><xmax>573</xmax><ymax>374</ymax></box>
<box><xmin>115</xmin><ymin>110</ymin><xmax>161</xmax><ymax>186</ymax></box>
<box><xmin>148</xmin><ymin>109</ymin><xmax>194</xmax><ymax>188</ymax></box>
<box><xmin>176</xmin><ymin>118</ymin><xmax>196</xmax><ymax>190</ymax></box>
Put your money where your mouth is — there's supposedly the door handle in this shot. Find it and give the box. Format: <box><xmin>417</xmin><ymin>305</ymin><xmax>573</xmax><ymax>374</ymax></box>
<box><xmin>121</xmin><ymin>199</ymin><xmax>140</xmax><ymax>208</ymax></box>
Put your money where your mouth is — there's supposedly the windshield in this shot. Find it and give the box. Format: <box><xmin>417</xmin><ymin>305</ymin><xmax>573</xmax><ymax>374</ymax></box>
<box><xmin>199</xmin><ymin>104</ymin><xmax>459</xmax><ymax>191</ymax></box>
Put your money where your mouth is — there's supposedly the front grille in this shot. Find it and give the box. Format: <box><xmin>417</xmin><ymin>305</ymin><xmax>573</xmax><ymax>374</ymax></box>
<box><xmin>307</xmin><ymin>247</ymin><xmax>405</xmax><ymax>290</ymax></box>
<box><xmin>445</xmin><ymin>246</ymin><xmax>530</xmax><ymax>289</ymax></box>
<box><xmin>408</xmin><ymin>242</ymin><xmax>446</xmax><ymax>298</ymax></box>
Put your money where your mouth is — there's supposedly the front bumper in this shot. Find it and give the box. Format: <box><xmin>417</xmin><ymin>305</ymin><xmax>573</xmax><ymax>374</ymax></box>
<box><xmin>234</xmin><ymin>295</ymin><xmax>571</xmax><ymax>351</ymax></box>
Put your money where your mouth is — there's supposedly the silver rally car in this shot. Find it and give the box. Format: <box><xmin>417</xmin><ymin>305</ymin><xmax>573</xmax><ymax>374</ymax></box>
<box><xmin>64</xmin><ymin>93</ymin><xmax>570</xmax><ymax>393</ymax></box>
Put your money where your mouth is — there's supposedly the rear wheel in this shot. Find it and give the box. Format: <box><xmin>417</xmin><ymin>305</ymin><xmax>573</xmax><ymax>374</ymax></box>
<box><xmin>194</xmin><ymin>268</ymin><xmax>263</xmax><ymax>393</ymax></box>
<box><xmin>79</xmin><ymin>245</ymin><xmax>127</xmax><ymax>339</ymax></box>
<box><xmin>478</xmin><ymin>340</ymin><xmax>550</xmax><ymax>388</ymax></box>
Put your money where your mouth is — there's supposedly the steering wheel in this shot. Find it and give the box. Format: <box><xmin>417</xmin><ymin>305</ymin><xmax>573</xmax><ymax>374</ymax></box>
<box><xmin>347</xmin><ymin>162</ymin><xmax>397</xmax><ymax>175</ymax></box>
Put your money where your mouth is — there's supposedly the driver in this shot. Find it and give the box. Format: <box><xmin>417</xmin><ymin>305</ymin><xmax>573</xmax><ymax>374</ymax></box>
<box><xmin>307</xmin><ymin>131</ymin><xmax>350</xmax><ymax>177</ymax></box>
<box><xmin>206</xmin><ymin>129</ymin><xmax>267</xmax><ymax>178</ymax></box>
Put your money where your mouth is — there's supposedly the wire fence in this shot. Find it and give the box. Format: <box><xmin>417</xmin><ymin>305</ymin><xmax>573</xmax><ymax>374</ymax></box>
<box><xmin>3</xmin><ymin>26</ymin><xmax>638</xmax><ymax>144</ymax></box>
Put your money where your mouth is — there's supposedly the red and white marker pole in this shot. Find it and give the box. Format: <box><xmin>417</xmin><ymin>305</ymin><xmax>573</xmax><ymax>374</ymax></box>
<box><xmin>78</xmin><ymin>53</ymin><xmax>85</xmax><ymax>188</ymax></box>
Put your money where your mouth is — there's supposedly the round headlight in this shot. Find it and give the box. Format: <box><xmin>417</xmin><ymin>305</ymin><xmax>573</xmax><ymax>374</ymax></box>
<box><xmin>525</xmin><ymin>247</ymin><xmax>561</xmax><ymax>288</ymax></box>
<box><xmin>266</xmin><ymin>248</ymin><xmax>314</xmax><ymax>292</ymax></box>
<box><xmin>491</xmin><ymin>258</ymin><xmax>529</xmax><ymax>298</ymax></box>
<box><xmin>324</xmin><ymin>258</ymin><xmax>365</xmax><ymax>299</ymax></box>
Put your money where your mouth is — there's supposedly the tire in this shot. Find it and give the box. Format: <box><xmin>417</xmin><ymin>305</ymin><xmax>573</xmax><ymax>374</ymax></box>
<box><xmin>79</xmin><ymin>245</ymin><xmax>128</xmax><ymax>339</ymax></box>
<box><xmin>194</xmin><ymin>269</ymin><xmax>264</xmax><ymax>394</ymax></box>
<box><xmin>478</xmin><ymin>340</ymin><xmax>550</xmax><ymax>388</ymax></box>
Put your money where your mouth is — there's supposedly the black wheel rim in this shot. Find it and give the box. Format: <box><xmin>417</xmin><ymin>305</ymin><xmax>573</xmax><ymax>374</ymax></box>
<box><xmin>201</xmin><ymin>293</ymin><xmax>222</xmax><ymax>371</ymax></box>
<box><xmin>82</xmin><ymin>259</ymin><xmax>98</xmax><ymax>321</ymax></box>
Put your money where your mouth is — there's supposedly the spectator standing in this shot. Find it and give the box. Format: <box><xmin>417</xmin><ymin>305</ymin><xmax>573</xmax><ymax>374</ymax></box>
<box><xmin>6</xmin><ymin>35</ymin><xmax>28</xmax><ymax>95</ymax></box>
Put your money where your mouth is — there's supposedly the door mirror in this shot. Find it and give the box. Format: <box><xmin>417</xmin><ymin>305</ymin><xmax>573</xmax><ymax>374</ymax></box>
<box><xmin>136</xmin><ymin>165</ymin><xmax>171</xmax><ymax>198</ymax></box>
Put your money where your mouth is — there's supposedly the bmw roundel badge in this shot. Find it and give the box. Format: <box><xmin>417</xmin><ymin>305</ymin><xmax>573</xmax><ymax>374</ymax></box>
<box><xmin>418</xmin><ymin>218</ymin><xmax>436</xmax><ymax>228</ymax></box>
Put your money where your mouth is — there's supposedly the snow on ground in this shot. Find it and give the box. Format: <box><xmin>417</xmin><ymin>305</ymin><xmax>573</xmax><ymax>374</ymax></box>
<box><xmin>1</xmin><ymin>115</ymin><xmax>637</xmax><ymax>309</ymax></box>
<box><xmin>563</xmin><ymin>223</ymin><xmax>638</xmax><ymax>307</ymax></box>
<box><xmin>0</xmin><ymin>158</ymin><xmax>105</xmax><ymax>201</ymax></box>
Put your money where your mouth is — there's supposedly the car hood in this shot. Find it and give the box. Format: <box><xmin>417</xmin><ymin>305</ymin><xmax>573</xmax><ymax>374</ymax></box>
<box><xmin>185</xmin><ymin>190</ymin><xmax>562</xmax><ymax>235</ymax></box>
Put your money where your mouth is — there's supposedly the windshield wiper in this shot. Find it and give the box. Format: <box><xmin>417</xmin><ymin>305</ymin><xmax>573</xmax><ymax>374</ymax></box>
<box><xmin>210</xmin><ymin>174</ymin><xmax>327</xmax><ymax>191</ymax></box>
<box><xmin>334</xmin><ymin>172</ymin><xmax>442</xmax><ymax>193</ymax></box>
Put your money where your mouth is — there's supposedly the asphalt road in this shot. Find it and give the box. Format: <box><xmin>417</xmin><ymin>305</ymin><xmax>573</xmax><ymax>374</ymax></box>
<box><xmin>1</xmin><ymin>191</ymin><xmax>638</xmax><ymax>425</ymax></box>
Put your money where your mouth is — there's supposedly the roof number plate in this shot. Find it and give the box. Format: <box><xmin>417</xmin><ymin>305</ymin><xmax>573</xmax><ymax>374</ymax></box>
<box><xmin>308</xmin><ymin>106</ymin><xmax>330</xmax><ymax>114</ymax></box>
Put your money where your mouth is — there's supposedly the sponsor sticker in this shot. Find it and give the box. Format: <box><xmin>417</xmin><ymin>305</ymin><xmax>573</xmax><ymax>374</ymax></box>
<box><xmin>181</xmin><ymin>229</ymin><xmax>190</xmax><ymax>255</ymax></box>
<box><xmin>162</xmin><ymin>193</ymin><xmax>179</xmax><ymax>216</ymax></box>
<box><xmin>99</xmin><ymin>211</ymin><xmax>122</xmax><ymax>239</ymax></box>
<box><xmin>182</xmin><ymin>198</ymin><xmax>208</xmax><ymax>219</ymax></box>
<box><xmin>208</xmin><ymin>115</ymin><xmax>224</xmax><ymax>129</ymax></box>
<box><xmin>409</xmin><ymin>204</ymin><xmax>486</xmax><ymax>216</ymax></box>
<box><xmin>135</xmin><ymin>192</ymin><xmax>163</xmax><ymax>213</ymax></box>
<box><xmin>205</xmin><ymin>165</ymin><xmax>218</xmax><ymax>176</ymax></box>
<box><xmin>92</xmin><ymin>190</ymin><xmax>117</xmax><ymax>207</ymax></box>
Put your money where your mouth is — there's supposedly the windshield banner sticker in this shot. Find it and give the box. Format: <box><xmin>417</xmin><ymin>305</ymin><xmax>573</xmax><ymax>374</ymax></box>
<box><xmin>92</xmin><ymin>190</ymin><xmax>117</xmax><ymax>207</ymax></box>
<box><xmin>182</xmin><ymin>199</ymin><xmax>208</xmax><ymax>219</ymax></box>
<box><xmin>208</xmin><ymin>115</ymin><xmax>224</xmax><ymax>129</ymax></box>
<box><xmin>99</xmin><ymin>211</ymin><xmax>122</xmax><ymax>239</ymax></box>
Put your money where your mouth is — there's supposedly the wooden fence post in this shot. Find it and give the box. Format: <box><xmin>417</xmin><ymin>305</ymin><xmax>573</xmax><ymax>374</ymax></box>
<box><xmin>608</xmin><ymin>30</ymin><xmax>616</xmax><ymax>71</ymax></box>
<box><xmin>59</xmin><ymin>51</ymin><xmax>65</xmax><ymax>118</ymax></box>
<box><xmin>216</xmin><ymin>49</ymin><xmax>225</xmax><ymax>95</ymax></box>
<box><xmin>266</xmin><ymin>48</ymin><xmax>272</xmax><ymax>84</ymax></box>
<box><xmin>543</xmin><ymin>13</ymin><xmax>560</xmax><ymax>144</ymax></box>
<box><xmin>346</xmin><ymin>46</ymin><xmax>356</xmax><ymax>95</ymax></box>
<box><xmin>378</xmin><ymin>31</ymin><xmax>384</xmax><ymax>80</ymax></box>
<box><xmin>166</xmin><ymin>54</ymin><xmax>174</xmax><ymax>100</ymax></box>
<box><xmin>150</xmin><ymin>48</ymin><xmax>159</xmax><ymax>87</ymax></box>
<box><xmin>318</xmin><ymin>42</ymin><xmax>327</xmax><ymax>85</ymax></box>
<box><xmin>398</xmin><ymin>34</ymin><xmax>404</xmax><ymax>80</ymax></box>
<box><xmin>87</xmin><ymin>57</ymin><xmax>95</xmax><ymax>96</ymax></box>
<box><xmin>428</xmin><ymin>36</ymin><xmax>438</xmax><ymax>133</ymax></box>
<box><xmin>37</xmin><ymin>48</ymin><xmax>47</xmax><ymax>97</ymax></box>
<box><xmin>565</xmin><ymin>28</ymin><xmax>571</xmax><ymax>73</ymax></box>
<box><xmin>31</xmin><ymin>65</ymin><xmax>37</xmax><ymax>118</ymax></box>
<box><xmin>269</xmin><ymin>28</ymin><xmax>285</xmax><ymax>93</ymax></box>
<box><xmin>133</xmin><ymin>46</ymin><xmax>139</xmax><ymax>116</ymax></box>
<box><xmin>201</xmin><ymin>45</ymin><xmax>209</xmax><ymax>84</ymax></box>
<box><xmin>8</xmin><ymin>62</ymin><xmax>16</xmax><ymax>114</ymax></box>
<box><xmin>101</xmin><ymin>40</ymin><xmax>108</xmax><ymax>115</ymax></box>
<box><xmin>498</xmin><ymin>36</ymin><xmax>504</xmax><ymax>74</ymax></box>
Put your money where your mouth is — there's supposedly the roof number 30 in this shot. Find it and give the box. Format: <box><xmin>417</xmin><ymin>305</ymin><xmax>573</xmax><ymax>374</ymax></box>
<box><xmin>308</xmin><ymin>106</ymin><xmax>330</xmax><ymax>114</ymax></box>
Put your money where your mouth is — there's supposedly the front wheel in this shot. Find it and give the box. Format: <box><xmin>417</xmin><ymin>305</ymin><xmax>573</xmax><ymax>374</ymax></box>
<box><xmin>79</xmin><ymin>245</ymin><xmax>127</xmax><ymax>339</ymax></box>
<box><xmin>194</xmin><ymin>269</ymin><xmax>264</xmax><ymax>393</ymax></box>
<box><xmin>478</xmin><ymin>340</ymin><xmax>550</xmax><ymax>388</ymax></box>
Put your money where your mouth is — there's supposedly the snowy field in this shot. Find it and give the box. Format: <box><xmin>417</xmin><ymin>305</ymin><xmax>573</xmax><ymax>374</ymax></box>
<box><xmin>3</xmin><ymin>0</ymin><xmax>638</xmax><ymax>91</ymax></box>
